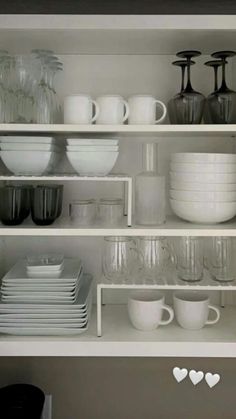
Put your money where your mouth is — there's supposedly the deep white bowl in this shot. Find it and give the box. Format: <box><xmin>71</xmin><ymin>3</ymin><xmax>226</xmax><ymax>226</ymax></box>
<box><xmin>170</xmin><ymin>171</ymin><xmax>236</xmax><ymax>184</ymax></box>
<box><xmin>0</xmin><ymin>136</ymin><xmax>55</xmax><ymax>144</ymax></box>
<box><xmin>170</xmin><ymin>162</ymin><xmax>236</xmax><ymax>174</ymax></box>
<box><xmin>170</xmin><ymin>180</ymin><xmax>236</xmax><ymax>192</ymax></box>
<box><xmin>67</xmin><ymin>138</ymin><xmax>118</xmax><ymax>146</ymax></box>
<box><xmin>66</xmin><ymin>145</ymin><xmax>119</xmax><ymax>152</ymax></box>
<box><xmin>66</xmin><ymin>151</ymin><xmax>119</xmax><ymax>175</ymax></box>
<box><xmin>1</xmin><ymin>143</ymin><xmax>60</xmax><ymax>152</ymax></box>
<box><xmin>0</xmin><ymin>151</ymin><xmax>54</xmax><ymax>175</ymax></box>
<box><xmin>170</xmin><ymin>199</ymin><xmax>236</xmax><ymax>224</ymax></box>
<box><xmin>171</xmin><ymin>153</ymin><xmax>236</xmax><ymax>164</ymax></box>
<box><xmin>170</xmin><ymin>189</ymin><xmax>236</xmax><ymax>202</ymax></box>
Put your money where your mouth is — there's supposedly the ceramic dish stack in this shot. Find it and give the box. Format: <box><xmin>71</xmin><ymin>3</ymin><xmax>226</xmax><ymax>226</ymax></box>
<box><xmin>169</xmin><ymin>153</ymin><xmax>236</xmax><ymax>223</ymax></box>
<box><xmin>0</xmin><ymin>256</ymin><xmax>93</xmax><ymax>335</ymax></box>
<box><xmin>66</xmin><ymin>138</ymin><xmax>119</xmax><ymax>175</ymax></box>
<box><xmin>0</xmin><ymin>136</ymin><xmax>61</xmax><ymax>175</ymax></box>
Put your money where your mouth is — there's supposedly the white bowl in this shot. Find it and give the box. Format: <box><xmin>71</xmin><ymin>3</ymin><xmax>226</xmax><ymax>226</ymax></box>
<box><xmin>66</xmin><ymin>145</ymin><xmax>119</xmax><ymax>152</ymax></box>
<box><xmin>170</xmin><ymin>180</ymin><xmax>236</xmax><ymax>192</ymax></box>
<box><xmin>0</xmin><ymin>136</ymin><xmax>55</xmax><ymax>144</ymax></box>
<box><xmin>170</xmin><ymin>171</ymin><xmax>236</xmax><ymax>184</ymax></box>
<box><xmin>0</xmin><ymin>151</ymin><xmax>54</xmax><ymax>175</ymax></box>
<box><xmin>170</xmin><ymin>189</ymin><xmax>236</xmax><ymax>202</ymax></box>
<box><xmin>67</xmin><ymin>138</ymin><xmax>118</xmax><ymax>146</ymax></box>
<box><xmin>170</xmin><ymin>162</ymin><xmax>236</xmax><ymax>173</ymax></box>
<box><xmin>1</xmin><ymin>143</ymin><xmax>60</xmax><ymax>152</ymax></box>
<box><xmin>66</xmin><ymin>151</ymin><xmax>119</xmax><ymax>175</ymax></box>
<box><xmin>170</xmin><ymin>199</ymin><xmax>236</xmax><ymax>224</ymax></box>
<box><xmin>171</xmin><ymin>153</ymin><xmax>236</xmax><ymax>164</ymax></box>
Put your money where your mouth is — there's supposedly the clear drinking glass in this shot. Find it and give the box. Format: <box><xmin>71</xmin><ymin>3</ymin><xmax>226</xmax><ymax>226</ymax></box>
<box><xmin>102</xmin><ymin>237</ymin><xmax>143</xmax><ymax>282</ymax></box>
<box><xmin>69</xmin><ymin>199</ymin><xmax>96</xmax><ymax>226</ymax></box>
<box><xmin>98</xmin><ymin>198</ymin><xmax>124</xmax><ymax>226</ymax></box>
<box><xmin>205</xmin><ymin>237</ymin><xmax>235</xmax><ymax>282</ymax></box>
<box><xmin>138</xmin><ymin>237</ymin><xmax>174</xmax><ymax>283</ymax></box>
<box><xmin>173</xmin><ymin>237</ymin><xmax>203</xmax><ymax>282</ymax></box>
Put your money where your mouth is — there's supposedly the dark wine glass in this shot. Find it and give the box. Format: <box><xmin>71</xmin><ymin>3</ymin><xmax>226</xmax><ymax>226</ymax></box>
<box><xmin>207</xmin><ymin>51</ymin><xmax>236</xmax><ymax>123</ymax></box>
<box><xmin>172</xmin><ymin>50</ymin><xmax>205</xmax><ymax>124</ymax></box>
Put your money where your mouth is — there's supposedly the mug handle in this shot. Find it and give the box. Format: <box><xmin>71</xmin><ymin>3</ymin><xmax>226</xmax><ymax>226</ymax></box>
<box><xmin>91</xmin><ymin>100</ymin><xmax>100</xmax><ymax>122</ymax></box>
<box><xmin>159</xmin><ymin>304</ymin><xmax>174</xmax><ymax>325</ymax></box>
<box><xmin>122</xmin><ymin>99</ymin><xmax>129</xmax><ymax>122</ymax></box>
<box><xmin>154</xmin><ymin>100</ymin><xmax>167</xmax><ymax>124</ymax></box>
<box><xmin>206</xmin><ymin>305</ymin><xmax>220</xmax><ymax>325</ymax></box>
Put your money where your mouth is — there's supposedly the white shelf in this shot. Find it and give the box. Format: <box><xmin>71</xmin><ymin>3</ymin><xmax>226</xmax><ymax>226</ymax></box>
<box><xmin>0</xmin><ymin>305</ymin><xmax>236</xmax><ymax>357</ymax></box>
<box><xmin>0</xmin><ymin>216</ymin><xmax>235</xmax><ymax>237</ymax></box>
<box><xmin>0</xmin><ymin>174</ymin><xmax>131</xmax><ymax>182</ymax></box>
<box><xmin>0</xmin><ymin>15</ymin><xmax>236</xmax><ymax>54</ymax></box>
<box><xmin>0</xmin><ymin>124</ymin><xmax>236</xmax><ymax>137</ymax></box>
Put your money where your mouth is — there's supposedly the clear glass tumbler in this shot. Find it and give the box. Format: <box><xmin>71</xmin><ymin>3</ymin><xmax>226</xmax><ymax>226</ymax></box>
<box><xmin>173</xmin><ymin>237</ymin><xmax>203</xmax><ymax>282</ymax></box>
<box><xmin>98</xmin><ymin>198</ymin><xmax>124</xmax><ymax>226</ymax></box>
<box><xmin>69</xmin><ymin>199</ymin><xmax>96</xmax><ymax>226</ymax></box>
<box><xmin>102</xmin><ymin>236</ymin><xmax>143</xmax><ymax>282</ymax></box>
<box><xmin>138</xmin><ymin>237</ymin><xmax>174</xmax><ymax>283</ymax></box>
<box><xmin>205</xmin><ymin>237</ymin><xmax>235</xmax><ymax>282</ymax></box>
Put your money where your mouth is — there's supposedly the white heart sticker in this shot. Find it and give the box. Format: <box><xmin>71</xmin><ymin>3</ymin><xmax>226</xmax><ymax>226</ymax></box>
<box><xmin>205</xmin><ymin>372</ymin><xmax>220</xmax><ymax>388</ymax></box>
<box><xmin>173</xmin><ymin>367</ymin><xmax>188</xmax><ymax>383</ymax></box>
<box><xmin>189</xmin><ymin>370</ymin><xmax>204</xmax><ymax>385</ymax></box>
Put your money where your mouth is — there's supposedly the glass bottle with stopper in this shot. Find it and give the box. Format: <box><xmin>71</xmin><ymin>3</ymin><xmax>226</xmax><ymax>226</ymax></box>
<box><xmin>135</xmin><ymin>142</ymin><xmax>166</xmax><ymax>225</ymax></box>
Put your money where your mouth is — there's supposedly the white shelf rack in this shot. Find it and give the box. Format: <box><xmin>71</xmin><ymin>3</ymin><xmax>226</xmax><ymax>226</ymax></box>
<box><xmin>0</xmin><ymin>124</ymin><xmax>236</xmax><ymax>137</ymax></box>
<box><xmin>97</xmin><ymin>273</ymin><xmax>236</xmax><ymax>336</ymax></box>
<box><xmin>0</xmin><ymin>304</ymin><xmax>236</xmax><ymax>358</ymax></box>
<box><xmin>0</xmin><ymin>174</ymin><xmax>133</xmax><ymax>227</ymax></box>
<box><xmin>0</xmin><ymin>216</ymin><xmax>235</xmax><ymax>236</ymax></box>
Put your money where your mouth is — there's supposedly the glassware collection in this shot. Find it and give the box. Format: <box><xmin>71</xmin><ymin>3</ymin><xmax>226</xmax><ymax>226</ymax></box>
<box><xmin>69</xmin><ymin>198</ymin><xmax>124</xmax><ymax>226</ymax></box>
<box><xmin>102</xmin><ymin>236</ymin><xmax>236</xmax><ymax>283</ymax></box>
<box><xmin>0</xmin><ymin>254</ymin><xmax>93</xmax><ymax>335</ymax></box>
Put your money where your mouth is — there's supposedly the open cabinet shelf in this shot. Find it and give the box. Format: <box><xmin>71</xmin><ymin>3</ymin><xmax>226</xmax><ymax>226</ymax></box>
<box><xmin>0</xmin><ymin>305</ymin><xmax>236</xmax><ymax>358</ymax></box>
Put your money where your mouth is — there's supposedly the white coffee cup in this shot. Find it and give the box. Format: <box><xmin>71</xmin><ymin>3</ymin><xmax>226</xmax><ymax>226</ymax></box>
<box><xmin>96</xmin><ymin>95</ymin><xmax>129</xmax><ymax>124</ymax></box>
<box><xmin>173</xmin><ymin>292</ymin><xmax>220</xmax><ymax>330</ymax></box>
<box><xmin>64</xmin><ymin>94</ymin><xmax>99</xmax><ymax>124</ymax></box>
<box><xmin>128</xmin><ymin>95</ymin><xmax>167</xmax><ymax>124</ymax></box>
<box><xmin>128</xmin><ymin>291</ymin><xmax>174</xmax><ymax>331</ymax></box>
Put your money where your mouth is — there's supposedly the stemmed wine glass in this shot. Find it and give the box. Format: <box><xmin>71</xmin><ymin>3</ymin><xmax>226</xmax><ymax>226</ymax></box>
<box><xmin>169</xmin><ymin>59</ymin><xmax>194</xmax><ymax>123</ymax></box>
<box><xmin>172</xmin><ymin>50</ymin><xmax>205</xmax><ymax>124</ymax></box>
<box><xmin>206</xmin><ymin>51</ymin><xmax>236</xmax><ymax>123</ymax></box>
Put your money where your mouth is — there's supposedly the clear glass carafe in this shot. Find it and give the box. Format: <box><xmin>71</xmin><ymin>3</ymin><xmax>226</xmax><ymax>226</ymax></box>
<box><xmin>135</xmin><ymin>143</ymin><xmax>166</xmax><ymax>225</ymax></box>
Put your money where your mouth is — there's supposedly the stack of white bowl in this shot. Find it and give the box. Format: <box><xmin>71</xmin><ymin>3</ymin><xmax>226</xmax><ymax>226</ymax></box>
<box><xmin>0</xmin><ymin>136</ymin><xmax>61</xmax><ymax>175</ymax></box>
<box><xmin>66</xmin><ymin>138</ymin><xmax>119</xmax><ymax>176</ymax></box>
<box><xmin>169</xmin><ymin>153</ymin><xmax>236</xmax><ymax>223</ymax></box>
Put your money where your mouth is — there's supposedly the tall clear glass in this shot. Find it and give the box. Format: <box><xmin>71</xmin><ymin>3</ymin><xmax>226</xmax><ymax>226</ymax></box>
<box><xmin>135</xmin><ymin>143</ymin><xmax>166</xmax><ymax>225</ymax></box>
<box><xmin>173</xmin><ymin>237</ymin><xmax>203</xmax><ymax>282</ymax></box>
<box><xmin>205</xmin><ymin>237</ymin><xmax>235</xmax><ymax>282</ymax></box>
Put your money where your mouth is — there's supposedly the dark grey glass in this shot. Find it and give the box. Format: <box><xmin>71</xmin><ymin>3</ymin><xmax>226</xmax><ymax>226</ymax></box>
<box><xmin>0</xmin><ymin>186</ymin><xmax>29</xmax><ymax>225</ymax></box>
<box><xmin>206</xmin><ymin>51</ymin><xmax>236</xmax><ymax>123</ymax></box>
<box><xmin>31</xmin><ymin>185</ymin><xmax>62</xmax><ymax>226</ymax></box>
<box><xmin>172</xmin><ymin>50</ymin><xmax>205</xmax><ymax>124</ymax></box>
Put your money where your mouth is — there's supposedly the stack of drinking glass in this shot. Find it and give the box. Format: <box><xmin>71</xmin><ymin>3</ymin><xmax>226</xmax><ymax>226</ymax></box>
<box><xmin>0</xmin><ymin>254</ymin><xmax>93</xmax><ymax>335</ymax></box>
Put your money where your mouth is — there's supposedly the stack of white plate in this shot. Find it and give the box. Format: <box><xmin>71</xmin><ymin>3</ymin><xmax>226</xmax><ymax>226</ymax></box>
<box><xmin>0</xmin><ymin>136</ymin><xmax>61</xmax><ymax>175</ymax></box>
<box><xmin>169</xmin><ymin>153</ymin><xmax>236</xmax><ymax>223</ymax></box>
<box><xmin>1</xmin><ymin>258</ymin><xmax>83</xmax><ymax>304</ymax></box>
<box><xmin>66</xmin><ymin>138</ymin><xmax>119</xmax><ymax>175</ymax></box>
<box><xmin>0</xmin><ymin>273</ymin><xmax>93</xmax><ymax>336</ymax></box>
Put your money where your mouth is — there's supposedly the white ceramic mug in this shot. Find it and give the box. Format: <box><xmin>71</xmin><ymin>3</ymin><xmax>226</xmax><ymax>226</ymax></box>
<box><xmin>128</xmin><ymin>95</ymin><xmax>167</xmax><ymax>124</ymax></box>
<box><xmin>128</xmin><ymin>291</ymin><xmax>174</xmax><ymax>331</ymax></box>
<box><xmin>173</xmin><ymin>292</ymin><xmax>220</xmax><ymax>330</ymax></box>
<box><xmin>64</xmin><ymin>94</ymin><xmax>99</xmax><ymax>124</ymax></box>
<box><xmin>96</xmin><ymin>95</ymin><xmax>129</xmax><ymax>124</ymax></box>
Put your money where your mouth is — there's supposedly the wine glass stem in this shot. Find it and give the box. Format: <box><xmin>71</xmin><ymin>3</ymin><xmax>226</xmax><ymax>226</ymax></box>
<box><xmin>181</xmin><ymin>65</ymin><xmax>185</xmax><ymax>92</ymax></box>
<box><xmin>214</xmin><ymin>67</ymin><xmax>218</xmax><ymax>91</ymax></box>
<box><xmin>186</xmin><ymin>58</ymin><xmax>192</xmax><ymax>91</ymax></box>
<box><xmin>221</xmin><ymin>59</ymin><xmax>227</xmax><ymax>90</ymax></box>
